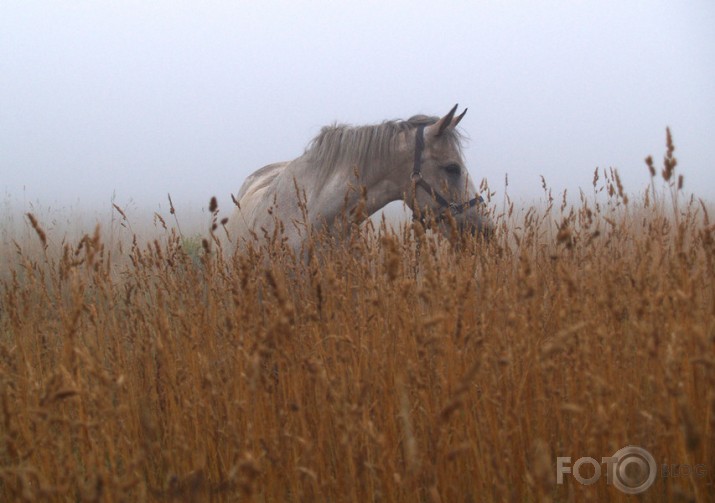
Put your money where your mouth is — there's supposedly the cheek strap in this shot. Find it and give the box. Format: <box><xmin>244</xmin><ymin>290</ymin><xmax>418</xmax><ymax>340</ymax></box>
<box><xmin>410</xmin><ymin>125</ymin><xmax>483</xmax><ymax>220</ymax></box>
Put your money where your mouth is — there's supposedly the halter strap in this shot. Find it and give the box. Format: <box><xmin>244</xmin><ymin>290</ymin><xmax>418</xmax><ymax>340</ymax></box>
<box><xmin>412</xmin><ymin>125</ymin><xmax>427</xmax><ymax>179</ymax></box>
<box><xmin>411</xmin><ymin>125</ymin><xmax>483</xmax><ymax>219</ymax></box>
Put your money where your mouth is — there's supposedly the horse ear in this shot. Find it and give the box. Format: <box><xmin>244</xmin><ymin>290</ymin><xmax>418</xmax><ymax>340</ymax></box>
<box><xmin>430</xmin><ymin>104</ymin><xmax>461</xmax><ymax>137</ymax></box>
<box><xmin>453</xmin><ymin>107</ymin><xmax>467</xmax><ymax>127</ymax></box>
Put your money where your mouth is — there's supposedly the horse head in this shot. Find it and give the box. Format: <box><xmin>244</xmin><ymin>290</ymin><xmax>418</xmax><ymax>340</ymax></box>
<box><xmin>405</xmin><ymin>104</ymin><xmax>493</xmax><ymax>240</ymax></box>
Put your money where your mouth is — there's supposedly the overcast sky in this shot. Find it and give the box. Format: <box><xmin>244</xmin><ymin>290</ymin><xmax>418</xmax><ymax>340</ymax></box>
<box><xmin>1</xmin><ymin>1</ymin><xmax>714</xmax><ymax>216</ymax></box>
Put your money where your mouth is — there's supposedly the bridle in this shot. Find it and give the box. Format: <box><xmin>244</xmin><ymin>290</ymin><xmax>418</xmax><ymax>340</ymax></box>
<box><xmin>411</xmin><ymin>124</ymin><xmax>483</xmax><ymax>222</ymax></box>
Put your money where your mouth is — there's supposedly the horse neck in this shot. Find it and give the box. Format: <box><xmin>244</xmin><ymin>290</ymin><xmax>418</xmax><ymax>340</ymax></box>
<box><xmin>285</xmin><ymin>148</ymin><xmax>412</xmax><ymax>230</ymax></box>
<box><xmin>293</xmin><ymin>137</ymin><xmax>412</xmax><ymax>226</ymax></box>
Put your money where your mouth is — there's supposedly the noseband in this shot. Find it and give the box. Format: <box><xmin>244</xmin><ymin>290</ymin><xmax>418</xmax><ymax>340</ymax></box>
<box><xmin>411</xmin><ymin>124</ymin><xmax>483</xmax><ymax>222</ymax></box>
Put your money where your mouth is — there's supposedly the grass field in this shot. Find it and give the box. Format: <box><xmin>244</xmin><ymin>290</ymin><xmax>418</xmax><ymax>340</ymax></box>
<box><xmin>1</xmin><ymin>137</ymin><xmax>713</xmax><ymax>502</ymax></box>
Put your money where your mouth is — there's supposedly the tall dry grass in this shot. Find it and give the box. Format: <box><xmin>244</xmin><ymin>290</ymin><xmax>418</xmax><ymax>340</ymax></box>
<box><xmin>0</xmin><ymin>135</ymin><xmax>713</xmax><ymax>502</ymax></box>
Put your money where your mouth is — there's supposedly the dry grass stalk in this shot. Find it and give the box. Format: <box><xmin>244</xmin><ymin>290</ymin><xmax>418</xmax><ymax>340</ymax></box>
<box><xmin>0</xmin><ymin>135</ymin><xmax>713</xmax><ymax>502</ymax></box>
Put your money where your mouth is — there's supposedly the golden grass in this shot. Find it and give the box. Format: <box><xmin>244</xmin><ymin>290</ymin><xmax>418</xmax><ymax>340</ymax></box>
<box><xmin>1</xmin><ymin>139</ymin><xmax>714</xmax><ymax>502</ymax></box>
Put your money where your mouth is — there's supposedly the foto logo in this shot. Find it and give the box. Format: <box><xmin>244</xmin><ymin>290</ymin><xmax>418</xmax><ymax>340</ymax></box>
<box><xmin>556</xmin><ymin>446</ymin><xmax>657</xmax><ymax>495</ymax></box>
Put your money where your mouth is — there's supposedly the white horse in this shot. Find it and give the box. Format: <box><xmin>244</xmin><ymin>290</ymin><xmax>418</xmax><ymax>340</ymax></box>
<box><xmin>231</xmin><ymin>104</ymin><xmax>492</xmax><ymax>252</ymax></box>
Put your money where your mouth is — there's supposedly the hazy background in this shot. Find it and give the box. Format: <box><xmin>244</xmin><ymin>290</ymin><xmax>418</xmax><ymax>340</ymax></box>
<box><xmin>2</xmin><ymin>1</ymin><xmax>714</xmax><ymax>221</ymax></box>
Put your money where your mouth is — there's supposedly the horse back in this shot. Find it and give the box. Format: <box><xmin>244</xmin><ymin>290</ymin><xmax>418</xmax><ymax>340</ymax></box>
<box><xmin>236</xmin><ymin>162</ymin><xmax>288</xmax><ymax>201</ymax></box>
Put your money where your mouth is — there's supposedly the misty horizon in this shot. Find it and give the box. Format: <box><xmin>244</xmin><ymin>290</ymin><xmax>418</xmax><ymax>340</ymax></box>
<box><xmin>2</xmin><ymin>1</ymin><xmax>714</xmax><ymax>217</ymax></box>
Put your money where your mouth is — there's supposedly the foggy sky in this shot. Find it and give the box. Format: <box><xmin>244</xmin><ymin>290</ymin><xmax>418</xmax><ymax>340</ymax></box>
<box><xmin>2</xmin><ymin>1</ymin><xmax>714</xmax><ymax>216</ymax></box>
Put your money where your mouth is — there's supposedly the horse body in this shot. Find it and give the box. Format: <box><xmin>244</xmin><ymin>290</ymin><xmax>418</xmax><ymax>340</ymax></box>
<box><xmin>231</xmin><ymin>105</ymin><xmax>491</xmax><ymax>251</ymax></box>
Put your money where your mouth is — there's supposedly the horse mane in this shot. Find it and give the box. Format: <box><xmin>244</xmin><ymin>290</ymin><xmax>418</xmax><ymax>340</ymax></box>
<box><xmin>303</xmin><ymin>114</ymin><xmax>464</xmax><ymax>180</ymax></box>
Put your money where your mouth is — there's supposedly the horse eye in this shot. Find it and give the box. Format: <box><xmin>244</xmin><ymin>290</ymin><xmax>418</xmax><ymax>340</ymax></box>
<box><xmin>443</xmin><ymin>164</ymin><xmax>462</xmax><ymax>176</ymax></box>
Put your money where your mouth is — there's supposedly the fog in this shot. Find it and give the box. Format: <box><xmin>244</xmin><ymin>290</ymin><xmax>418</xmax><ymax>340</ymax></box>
<box><xmin>2</xmin><ymin>1</ymin><xmax>714</xmax><ymax>218</ymax></box>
